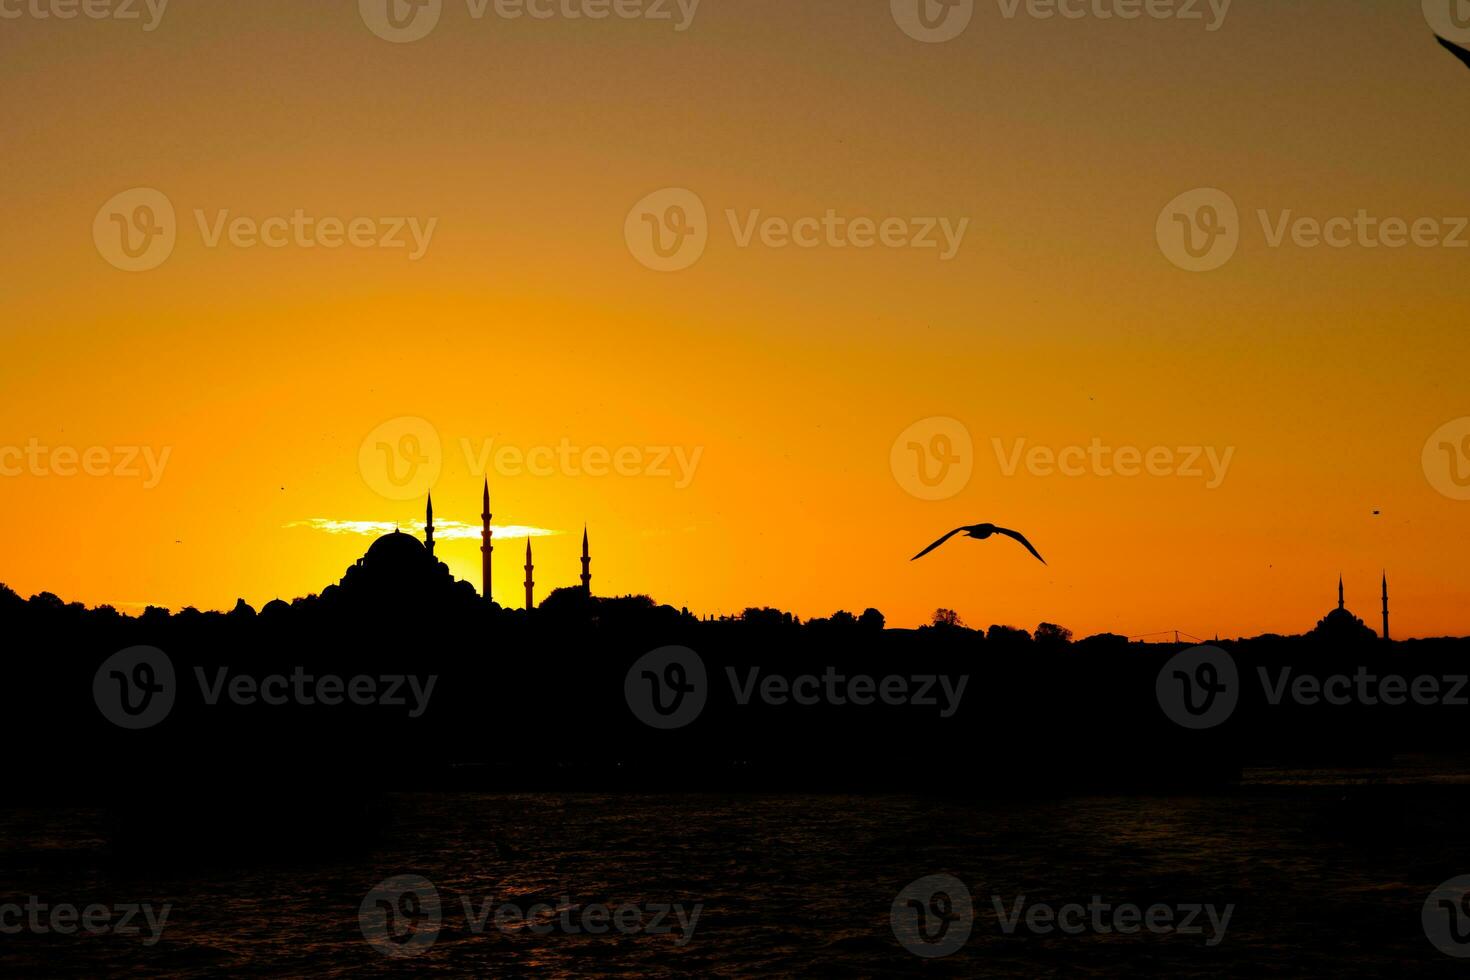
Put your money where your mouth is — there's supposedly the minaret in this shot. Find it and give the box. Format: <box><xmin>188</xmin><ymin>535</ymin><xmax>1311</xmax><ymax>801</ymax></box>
<box><xmin>480</xmin><ymin>479</ymin><xmax>493</xmax><ymax>602</ymax></box>
<box><xmin>425</xmin><ymin>493</ymin><xmax>436</xmax><ymax>558</ymax></box>
<box><xmin>524</xmin><ymin>539</ymin><xmax>535</xmax><ymax>611</ymax></box>
<box><xmin>580</xmin><ymin>525</ymin><xmax>592</xmax><ymax>595</ymax></box>
<box><xmin>1337</xmin><ymin>575</ymin><xmax>1344</xmax><ymax>611</ymax></box>
<box><xmin>1382</xmin><ymin>572</ymin><xmax>1390</xmax><ymax>641</ymax></box>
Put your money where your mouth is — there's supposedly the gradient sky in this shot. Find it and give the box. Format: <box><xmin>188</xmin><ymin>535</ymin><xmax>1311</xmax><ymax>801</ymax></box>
<box><xmin>2</xmin><ymin>0</ymin><xmax>1468</xmax><ymax>637</ymax></box>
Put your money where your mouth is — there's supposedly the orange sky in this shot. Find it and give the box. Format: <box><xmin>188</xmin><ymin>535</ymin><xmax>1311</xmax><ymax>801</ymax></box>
<box><xmin>2</xmin><ymin>1</ymin><xmax>1468</xmax><ymax>637</ymax></box>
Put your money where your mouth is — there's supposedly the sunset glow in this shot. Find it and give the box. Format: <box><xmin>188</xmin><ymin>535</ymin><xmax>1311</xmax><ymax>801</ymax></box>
<box><xmin>2</xmin><ymin>1</ymin><xmax>1468</xmax><ymax>636</ymax></box>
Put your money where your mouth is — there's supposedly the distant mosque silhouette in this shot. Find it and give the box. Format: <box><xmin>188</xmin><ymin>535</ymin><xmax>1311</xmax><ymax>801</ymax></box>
<box><xmin>1310</xmin><ymin>574</ymin><xmax>1389</xmax><ymax>642</ymax></box>
<box><xmin>332</xmin><ymin>479</ymin><xmax>591</xmax><ymax>610</ymax></box>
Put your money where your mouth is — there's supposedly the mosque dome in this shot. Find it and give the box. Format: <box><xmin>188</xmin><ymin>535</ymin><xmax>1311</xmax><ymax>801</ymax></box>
<box><xmin>365</xmin><ymin>530</ymin><xmax>427</xmax><ymax>563</ymax></box>
<box><xmin>1310</xmin><ymin>577</ymin><xmax>1379</xmax><ymax>642</ymax></box>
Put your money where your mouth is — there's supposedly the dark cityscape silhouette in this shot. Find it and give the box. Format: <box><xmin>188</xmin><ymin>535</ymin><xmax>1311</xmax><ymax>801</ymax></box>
<box><xmin>7</xmin><ymin>488</ymin><xmax>1465</xmax><ymax>854</ymax></box>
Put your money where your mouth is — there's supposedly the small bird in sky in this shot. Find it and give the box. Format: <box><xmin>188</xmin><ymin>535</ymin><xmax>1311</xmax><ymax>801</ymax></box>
<box><xmin>911</xmin><ymin>524</ymin><xmax>1047</xmax><ymax>565</ymax></box>
<box><xmin>1436</xmin><ymin>35</ymin><xmax>1470</xmax><ymax>71</ymax></box>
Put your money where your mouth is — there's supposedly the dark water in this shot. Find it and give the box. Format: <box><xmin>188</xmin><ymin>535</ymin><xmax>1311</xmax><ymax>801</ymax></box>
<box><xmin>5</xmin><ymin>770</ymin><xmax>1470</xmax><ymax>976</ymax></box>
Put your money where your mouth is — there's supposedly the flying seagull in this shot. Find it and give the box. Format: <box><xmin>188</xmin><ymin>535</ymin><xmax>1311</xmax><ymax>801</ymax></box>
<box><xmin>1437</xmin><ymin>35</ymin><xmax>1470</xmax><ymax>71</ymax></box>
<box><xmin>911</xmin><ymin>523</ymin><xmax>1047</xmax><ymax>565</ymax></box>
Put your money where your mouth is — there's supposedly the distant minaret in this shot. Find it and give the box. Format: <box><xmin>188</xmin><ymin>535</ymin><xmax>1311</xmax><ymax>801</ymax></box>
<box><xmin>1338</xmin><ymin>575</ymin><xmax>1344</xmax><ymax>611</ymax></box>
<box><xmin>581</xmin><ymin>525</ymin><xmax>592</xmax><ymax>595</ymax></box>
<box><xmin>524</xmin><ymin>539</ymin><xmax>535</xmax><ymax>611</ymax></box>
<box><xmin>481</xmin><ymin>479</ymin><xmax>493</xmax><ymax>602</ymax></box>
<box><xmin>425</xmin><ymin>493</ymin><xmax>436</xmax><ymax>558</ymax></box>
<box><xmin>1382</xmin><ymin>572</ymin><xmax>1390</xmax><ymax>641</ymax></box>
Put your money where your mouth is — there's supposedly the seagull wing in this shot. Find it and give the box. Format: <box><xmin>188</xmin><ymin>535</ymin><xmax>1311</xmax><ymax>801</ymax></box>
<box><xmin>911</xmin><ymin>527</ymin><xmax>966</xmax><ymax>561</ymax></box>
<box><xmin>1438</xmin><ymin>35</ymin><xmax>1470</xmax><ymax>70</ymax></box>
<box><xmin>994</xmin><ymin>526</ymin><xmax>1047</xmax><ymax>565</ymax></box>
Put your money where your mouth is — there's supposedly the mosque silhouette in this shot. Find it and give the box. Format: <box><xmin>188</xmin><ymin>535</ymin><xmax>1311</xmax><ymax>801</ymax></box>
<box><xmin>1310</xmin><ymin>574</ymin><xmax>1390</xmax><ymax>643</ymax></box>
<box><xmin>322</xmin><ymin>481</ymin><xmax>591</xmax><ymax>610</ymax></box>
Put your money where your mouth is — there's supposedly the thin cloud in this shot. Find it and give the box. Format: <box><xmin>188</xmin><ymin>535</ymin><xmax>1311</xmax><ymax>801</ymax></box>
<box><xmin>286</xmin><ymin>519</ymin><xmax>560</xmax><ymax>540</ymax></box>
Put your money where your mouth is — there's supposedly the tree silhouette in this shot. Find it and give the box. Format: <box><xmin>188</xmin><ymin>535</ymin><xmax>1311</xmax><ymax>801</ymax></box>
<box><xmin>1035</xmin><ymin>622</ymin><xmax>1073</xmax><ymax>647</ymax></box>
<box><xmin>932</xmin><ymin>608</ymin><xmax>964</xmax><ymax>628</ymax></box>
